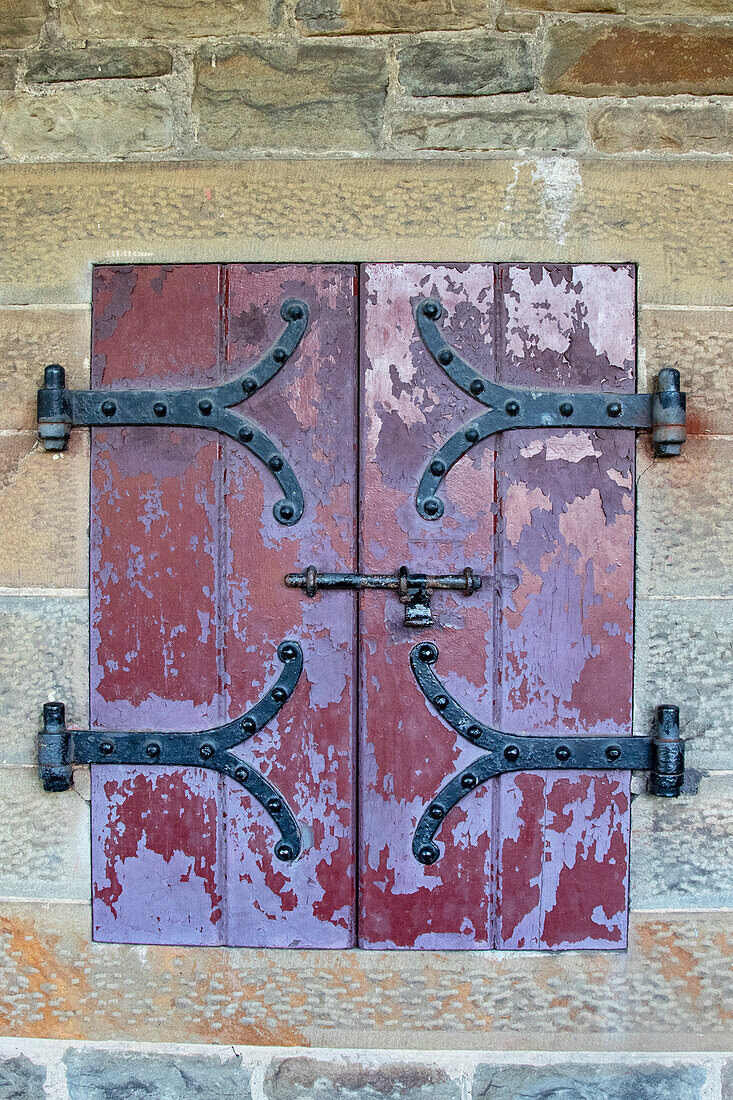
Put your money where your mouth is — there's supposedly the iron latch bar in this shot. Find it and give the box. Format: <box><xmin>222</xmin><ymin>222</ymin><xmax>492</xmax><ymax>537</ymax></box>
<box><xmin>285</xmin><ymin>565</ymin><xmax>482</xmax><ymax>627</ymax></box>
<box><xmin>38</xmin><ymin>640</ymin><xmax>304</xmax><ymax>862</ymax></box>
<box><xmin>414</xmin><ymin>297</ymin><xmax>687</xmax><ymax>520</ymax></box>
<box><xmin>37</xmin><ymin>298</ymin><xmax>309</xmax><ymax>526</ymax></box>
<box><xmin>410</xmin><ymin>642</ymin><xmax>685</xmax><ymax>864</ymax></box>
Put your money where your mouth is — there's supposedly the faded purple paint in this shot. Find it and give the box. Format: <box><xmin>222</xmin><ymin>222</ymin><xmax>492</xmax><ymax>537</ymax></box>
<box><xmin>90</xmin><ymin>264</ymin><xmax>357</xmax><ymax>947</ymax></box>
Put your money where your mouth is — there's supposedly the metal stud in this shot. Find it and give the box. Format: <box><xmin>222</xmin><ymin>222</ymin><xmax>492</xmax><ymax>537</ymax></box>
<box><xmin>241</xmin><ymin>717</ymin><xmax>257</xmax><ymax>734</ymax></box>
<box><xmin>417</xmin><ymin>843</ymin><xmax>439</xmax><ymax>865</ymax></box>
<box><xmin>235</xmin><ymin>766</ymin><xmax>249</xmax><ymax>782</ymax></box>
<box><xmin>430</xmin><ymin>459</ymin><xmax>446</xmax><ymax>477</ymax></box>
<box><xmin>423</xmin><ymin>498</ymin><xmax>442</xmax><ymax>517</ymax></box>
<box><xmin>559</xmin><ymin>402</ymin><xmax>574</xmax><ymax>417</ymax></box>
<box><xmin>438</xmin><ymin>349</ymin><xmax>453</xmax><ymax>365</ymax></box>
<box><xmin>267</xmin><ymin>797</ymin><xmax>282</xmax><ymax>814</ymax></box>
<box><xmin>555</xmin><ymin>745</ymin><xmax>571</xmax><ymax>761</ymax></box>
<box><xmin>466</xmin><ymin>726</ymin><xmax>482</xmax><ymax>741</ymax></box>
<box><xmin>272</xmin><ymin>687</ymin><xmax>287</xmax><ymax>703</ymax></box>
<box><xmin>276</xmin><ymin>503</ymin><xmax>294</xmax><ymax>522</ymax></box>
<box><xmin>505</xmin><ymin>400</ymin><xmax>520</xmax><ymax>417</ymax></box>
<box><xmin>461</xmin><ymin>773</ymin><xmax>477</xmax><ymax>789</ymax></box>
<box><xmin>275</xmin><ymin>843</ymin><xmax>293</xmax><ymax>861</ymax></box>
<box><xmin>272</xmin><ymin>348</ymin><xmax>288</xmax><ymax>364</ymax></box>
<box><xmin>99</xmin><ymin>740</ymin><xmax>115</xmax><ymax>755</ymax></box>
<box><xmin>504</xmin><ymin>745</ymin><xmax>520</xmax><ymax>762</ymax></box>
<box><xmin>242</xmin><ymin>378</ymin><xmax>257</xmax><ymax>395</ymax></box>
<box><xmin>465</xmin><ymin>427</ymin><xmax>479</xmax><ymax>443</ymax></box>
<box><xmin>470</xmin><ymin>380</ymin><xmax>484</xmax><ymax>396</ymax></box>
<box><xmin>269</xmin><ymin>455</ymin><xmax>284</xmax><ymax>472</ymax></box>
<box><xmin>153</xmin><ymin>402</ymin><xmax>166</xmax><ymax>417</ymax></box>
<box><xmin>238</xmin><ymin>426</ymin><xmax>254</xmax><ymax>443</ymax></box>
<box><xmin>418</xmin><ymin>644</ymin><xmax>437</xmax><ymax>664</ymax></box>
<box><xmin>606</xmin><ymin>745</ymin><xmax>621</xmax><ymax>761</ymax></box>
<box><xmin>198</xmin><ymin>399</ymin><xmax>213</xmax><ymax>416</ymax></box>
<box><xmin>279</xmin><ymin>643</ymin><xmax>298</xmax><ymax>662</ymax></box>
<box><xmin>434</xmin><ymin>694</ymin><xmax>449</xmax><ymax>710</ymax></box>
<box><xmin>607</xmin><ymin>402</ymin><xmax>622</xmax><ymax>418</ymax></box>
<box><xmin>422</xmin><ymin>302</ymin><xmax>439</xmax><ymax>320</ymax></box>
<box><xmin>428</xmin><ymin>804</ymin><xmax>445</xmax><ymax>820</ymax></box>
<box><xmin>145</xmin><ymin>742</ymin><xmax>161</xmax><ymax>758</ymax></box>
<box><xmin>199</xmin><ymin>743</ymin><xmax>215</xmax><ymax>759</ymax></box>
<box><xmin>101</xmin><ymin>400</ymin><xmax>116</xmax><ymax>417</ymax></box>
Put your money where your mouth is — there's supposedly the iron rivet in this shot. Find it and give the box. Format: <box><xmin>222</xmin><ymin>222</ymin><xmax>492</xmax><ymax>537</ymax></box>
<box><xmin>235</xmin><ymin>766</ymin><xmax>249</xmax><ymax>782</ymax></box>
<box><xmin>198</xmin><ymin>399</ymin><xmax>213</xmax><ymax>416</ymax></box>
<box><xmin>434</xmin><ymin>695</ymin><xmax>449</xmax><ymax>711</ymax></box>
<box><xmin>466</xmin><ymin>726</ymin><xmax>482</xmax><ymax>741</ymax></box>
<box><xmin>279</xmin><ymin>643</ymin><xmax>298</xmax><ymax>662</ymax></box>
<box><xmin>241</xmin><ymin>717</ymin><xmax>257</xmax><ymax>734</ymax></box>
<box><xmin>145</xmin><ymin>742</ymin><xmax>160</xmax><ymax>758</ymax></box>
<box><xmin>101</xmin><ymin>400</ymin><xmax>116</xmax><ymax>417</ymax></box>
<box><xmin>470</xmin><ymin>380</ymin><xmax>484</xmax><ymax>396</ymax></box>
<box><xmin>430</xmin><ymin>459</ymin><xmax>446</xmax><ymax>477</ymax></box>
<box><xmin>606</xmin><ymin>745</ymin><xmax>621</xmax><ymax>761</ymax></box>
<box><xmin>272</xmin><ymin>348</ymin><xmax>288</xmax><ymax>364</ymax></box>
<box><xmin>268</xmin><ymin>797</ymin><xmax>282</xmax><ymax>814</ymax></box>
<box><xmin>465</xmin><ymin>427</ymin><xmax>479</xmax><ymax>442</ymax></box>
<box><xmin>607</xmin><ymin>402</ymin><xmax>622</xmax><ymax>418</ymax></box>
<box><xmin>277</xmin><ymin>503</ymin><xmax>294</xmax><ymax>521</ymax></box>
<box><xmin>153</xmin><ymin>402</ymin><xmax>166</xmax><ymax>417</ymax></box>
<box><xmin>559</xmin><ymin>402</ymin><xmax>574</xmax><ymax>417</ymax></box>
<box><xmin>275</xmin><ymin>843</ymin><xmax>293</xmax><ymax>861</ymax></box>
<box><xmin>422</xmin><ymin>302</ymin><xmax>440</xmax><ymax>320</ymax></box>
<box><xmin>461</xmin><ymin>773</ymin><xmax>477</xmax><ymax>789</ymax></box>
<box><xmin>272</xmin><ymin>687</ymin><xmax>287</xmax><ymax>703</ymax></box>
<box><xmin>505</xmin><ymin>400</ymin><xmax>520</xmax><ymax>417</ymax></box>
<box><xmin>504</xmin><ymin>745</ymin><xmax>520</xmax><ymax>762</ymax></box>
<box><xmin>438</xmin><ymin>349</ymin><xmax>453</xmax><ymax>366</ymax></box>
<box><xmin>242</xmin><ymin>378</ymin><xmax>257</xmax><ymax>395</ymax></box>
<box><xmin>99</xmin><ymin>740</ymin><xmax>115</xmax><ymax>756</ymax></box>
<box><xmin>556</xmin><ymin>745</ymin><xmax>571</xmax><ymax>762</ymax></box>
<box><xmin>418</xmin><ymin>844</ymin><xmax>439</xmax><ymax>865</ymax></box>
<box><xmin>418</xmin><ymin>644</ymin><xmax>437</xmax><ymax>663</ymax></box>
<box><xmin>286</xmin><ymin>304</ymin><xmax>303</xmax><ymax>321</ymax></box>
<box><xmin>199</xmin><ymin>743</ymin><xmax>215</xmax><ymax>759</ymax></box>
<box><xmin>238</xmin><ymin>427</ymin><xmax>253</xmax><ymax>443</ymax></box>
<box><xmin>423</xmin><ymin>498</ymin><xmax>441</xmax><ymax>517</ymax></box>
<box><xmin>428</xmin><ymin>805</ymin><xmax>445</xmax><ymax>820</ymax></box>
<box><xmin>269</xmin><ymin>455</ymin><xmax>284</xmax><ymax>472</ymax></box>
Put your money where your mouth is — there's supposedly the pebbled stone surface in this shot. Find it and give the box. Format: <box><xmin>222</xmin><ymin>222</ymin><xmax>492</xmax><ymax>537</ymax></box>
<box><xmin>58</xmin><ymin>0</ymin><xmax>275</xmax><ymax>40</ymax></box>
<box><xmin>397</xmin><ymin>38</ymin><xmax>533</xmax><ymax>97</ymax></box>
<box><xmin>635</xmin><ymin>597</ymin><xmax>733</xmax><ymax>772</ymax></box>
<box><xmin>194</xmin><ymin>42</ymin><xmax>388</xmax><ymax>153</ymax></box>
<box><xmin>65</xmin><ymin>1048</ymin><xmax>250</xmax><ymax>1099</ymax></box>
<box><xmin>0</xmin><ymin>1053</ymin><xmax>46</xmax><ymax>1099</ymax></box>
<box><xmin>590</xmin><ymin>101</ymin><xmax>733</xmax><ymax>153</ymax></box>
<box><xmin>294</xmin><ymin>0</ymin><xmax>492</xmax><ymax>35</ymax></box>
<box><xmin>473</xmin><ymin>1061</ymin><xmax>710</xmax><ymax>1099</ymax></box>
<box><xmin>0</xmin><ymin>306</ymin><xmax>89</xmax><ymax>430</ymax></box>
<box><xmin>0</xmin><ymin>596</ymin><xmax>88</xmax><ymax>765</ymax></box>
<box><xmin>25</xmin><ymin>46</ymin><xmax>173</xmax><ymax>83</ymax></box>
<box><xmin>264</xmin><ymin>1057</ymin><xmax>460</xmax><ymax>1100</ymax></box>
<box><xmin>543</xmin><ymin>21</ymin><xmax>733</xmax><ymax>96</ymax></box>
<box><xmin>391</xmin><ymin>104</ymin><xmax>585</xmax><ymax>151</ymax></box>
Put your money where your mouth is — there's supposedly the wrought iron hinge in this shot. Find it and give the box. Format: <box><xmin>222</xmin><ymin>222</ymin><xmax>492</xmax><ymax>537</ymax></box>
<box><xmin>285</xmin><ymin>565</ymin><xmax>482</xmax><ymax>627</ymax></box>
<box><xmin>37</xmin><ymin>299</ymin><xmax>309</xmax><ymax>526</ymax></box>
<box><xmin>38</xmin><ymin>640</ymin><xmax>304</xmax><ymax>861</ymax></box>
<box><xmin>411</xmin><ymin>643</ymin><xmax>685</xmax><ymax>865</ymax></box>
<box><xmin>414</xmin><ymin>297</ymin><xmax>687</xmax><ymax>520</ymax></box>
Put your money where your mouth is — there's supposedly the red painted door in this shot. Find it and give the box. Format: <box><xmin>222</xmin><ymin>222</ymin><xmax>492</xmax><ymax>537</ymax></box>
<box><xmin>359</xmin><ymin>263</ymin><xmax>636</xmax><ymax>949</ymax></box>
<box><xmin>90</xmin><ymin>264</ymin><xmax>358</xmax><ymax>947</ymax></box>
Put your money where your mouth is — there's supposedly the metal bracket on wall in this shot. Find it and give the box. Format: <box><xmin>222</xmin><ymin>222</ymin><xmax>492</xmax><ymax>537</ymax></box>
<box><xmin>410</xmin><ymin>643</ymin><xmax>685</xmax><ymax>865</ymax></box>
<box><xmin>37</xmin><ymin>298</ymin><xmax>309</xmax><ymax>526</ymax></box>
<box><xmin>38</xmin><ymin>640</ymin><xmax>304</xmax><ymax>862</ymax></box>
<box><xmin>414</xmin><ymin>297</ymin><xmax>687</xmax><ymax>521</ymax></box>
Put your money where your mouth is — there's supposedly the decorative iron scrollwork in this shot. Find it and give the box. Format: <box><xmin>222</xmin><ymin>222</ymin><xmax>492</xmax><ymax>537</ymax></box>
<box><xmin>37</xmin><ymin>299</ymin><xmax>309</xmax><ymax>526</ymax></box>
<box><xmin>39</xmin><ymin>640</ymin><xmax>305</xmax><ymax>861</ymax></box>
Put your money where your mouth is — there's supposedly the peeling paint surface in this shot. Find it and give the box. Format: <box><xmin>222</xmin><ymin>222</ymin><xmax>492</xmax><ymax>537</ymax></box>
<box><xmin>90</xmin><ymin>264</ymin><xmax>357</xmax><ymax>946</ymax></box>
<box><xmin>359</xmin><ymin>263</ymin><xmax>636</xmax><ymax>950</ymax></box>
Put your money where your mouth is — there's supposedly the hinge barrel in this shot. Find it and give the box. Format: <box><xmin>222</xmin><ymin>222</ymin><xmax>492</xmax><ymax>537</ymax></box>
<box><xmin>649</xmin><ymin>704</ymin><xmax>684</xmax><ymax>797</ymax></box>
<box><xmin>38</xmin><ymin>701</ymin><xmax>73</xmax><ymax>792</ymax></box>
<box><xmin>37</xmin><ymin>365</ymin><xmax>72</xmax><ymax>451</ymax></box>
<box><xmin>652</xmin><ymin>369</ymin><xmax>687</xmax><ymax>458</ymax></box>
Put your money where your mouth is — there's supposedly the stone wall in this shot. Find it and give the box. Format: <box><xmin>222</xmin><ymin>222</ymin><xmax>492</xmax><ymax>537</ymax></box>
<box><xmin>0</xmin><ymin>0</ymin><xmax>731</xmax><ymax>1092</ymax></box>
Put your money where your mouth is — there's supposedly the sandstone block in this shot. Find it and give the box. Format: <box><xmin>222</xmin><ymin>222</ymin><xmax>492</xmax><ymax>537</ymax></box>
<box><xmin>0</xmin><ymin>87</ymin><xmax>175</xmax><ymax>160</ymax></box>
<box><xmin>194</xmin><ymin>42</ymin><xmax>387</xmax><ymax>153</ymax></box>
<box><xmin>640</xmin><ymin>308</ymin><xmax>733</xmax><ymax>437</ymax></box>
<box><xmin>295</xmin><ymin>0</ymin><xmax>492</xmax><ymax>35</ymax></box>
<box><xmin>0</xmin><ymin>307</ymin><xmax>89</xmax><ymax>430</ymax></box>
<box><xmin>507</xmin><ymin>0</ymin><xmax>728</xmax><ymax>11</ymax></box>
<box><xmin>636</xmin><ymin>438</ymin><xmax>733</xmax><ymax>598</ymax></box>
<box><xmin>264</xmin><ymin>1058</ymin><xmax>460</xmax><ymax>1100</ymax></box>
<box><xmin>635</xmin><ymin>598</ymin><xmax>733</xmax><ymax>771</ymax></box>
<box><xmin>630</xmin><ymin>775</ymin><xmax>733</xmax><ymax>911</ymax></box>
<box><xmin>398</xmin><ymin>37</ymin><xmax>533</xmax><ymax>96</ymax></box>
<box><xmin>0</xmin><ymin>432</ymin><xmax>89</xmax><ymax>588</ymax></box>
<box><xmin>0</xmin><ymin>55</ymin><xmax>16</xmax><ymax>90</ymax></box>
<box><xmin>0</xmin><ymin>596</ymin><xmax>88</xmax><ymax>766</ymax></box>
<box><xmin>59</xmin><ymin>0</ymin><xmax>274</xmax><ymax>40</ymax></box>
<box><xmin>0</xmin><ymin>0</ymin><xmax>45</xmax><ymax>49</ymax></box>
<box><xmin>0</xmin><ymin>766</ymin><xmax>90</xmax><ymax>901</ymax></box>
<box><xmin>473</xmin><ymin>1062</ymin><xmax>709</xmax><ymax>1098</ymax></box>
<box><xmin>25</xmin><ymin>46</ymin><xmax>173</xmax><ymax>83</ymax></box>
<box><xmin>0</xmin><ymin>1055</ymin><xmax>45</xmax><ymax>1099</ymax></box>
<box><xmin>591</xmin><ymin>101</ymin><xmax>733</xmax><ymax>153</ymax></box>
<box><xmin>65</xmin><ymin>1049</ymin><xmax>249</xmax><ymax>1099</ymax></box>
<box><xmin>543</xmin><ymin>22</ymin><xmax>733</xmax><ymax>96</ymax></box>
<box><xmin>391</xmin><ymin>104</ymin><xmax>585</xmax><ymax>151</ymax></box>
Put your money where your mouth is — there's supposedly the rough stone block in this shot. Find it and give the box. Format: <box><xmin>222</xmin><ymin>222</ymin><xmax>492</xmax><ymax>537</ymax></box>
<box><xmin>391</xmin><ymin>104</ymin><xmax>585</xmax><ymax>151</ymax></box>
<box><xmin>635</xmin><ymin>598</ymin><xmax>733</xmax><ymax>771</ymax></box>
<box><xmin>397</xmin><ymin>38</ymin><xmax>533</xmax><ymax>96</ymax></box>
<box><xmin>295</xmin><ymin>0</ymin><xmax>492</xmax><ymax>35</ymax></box>
<box><xmin>59</xmin><ymin>0</ymin><xmax>274</xmax><ymax>39</ymax></box>
<box><xmin>0</xmin><ymin>766</ymin><xmax>90</xmax><ymax>901</ymax></box>
<box><xmin>65</xmin><ymin>1048</ymin><xmax>249</xmax><ymax>1099</ymax></box>
<box><xmin>636</xmin><ymin>438</ymin><xmax>733</xmax><ymax>598</ymax></box>
<box><xmin>630</xmin><ymin>775</ymin><xmax>733</xmax><ymax>911</ymax></box>
<box><xmin>25</xmin><ymin>46</ymin><xmax>173</xmax><ymax>83</ymax></box>
<box><xmin>0</xmin><ymin>307</ymin><xmax>89</xmax><ymax>430</ymax></box>
<box><xmin>194</xmin><ymin>42</ymin><xmax>387</xmax><ymax>153</ymax></box>
<box><xmin>590</xmin><ymin>101</ymin><xmax>733</xmax><ymax>154</ymax></box>
<box><xmin>264</xmin><ymin>1058</ymin><xmax>460</xmax><ymax>1100</ymax></box>
<box><xmin>0</xmin><ymin>87</ymin><xmax>175</xmax><ymax>160</ymax></box>
<box><xmin>508</xmin><ymin>0</ymin><xmax>727</xmax><ymax>11</ymax></box>
<box><xmin>0</xmin><ymin>432</ymin><xmax>89</xmax><ymax>588</ymax></box>
<box><xmin>0</xmin><ymin>55</ymin><xmax>16</xmax><ymax>90</ymax></box>
<box><xmin>496</xmin><ymin>11</ymin><xmax>542</xmax><ymax>31</ymax></box>
<box><xmin>542</xmin><ymin>22</ymin><xmax>733</xmax><ymax>96</ymax></box>
<box><xmin>0</xmin><ymin>596</ymin><xmax>88</xmax><ymax>765</ymax></box>
<box><xmin>0</xmin><ymin>0</ymin><xmax>45</xmax><ymax>48</ymax></box>
<box><xmin>473</xmin><ymin>1061</ymin><xmax>709</xmax><ymax>1099</ymax></box>
<box><xmin>640</xmin><ymin>308</ymin><xmax>733</xmax><ymax>437</ymax></box>
<box><xmin>0</xmin><ymin>1054</ymin><xmax>46</xmax><ymax>1099</ymax></box>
